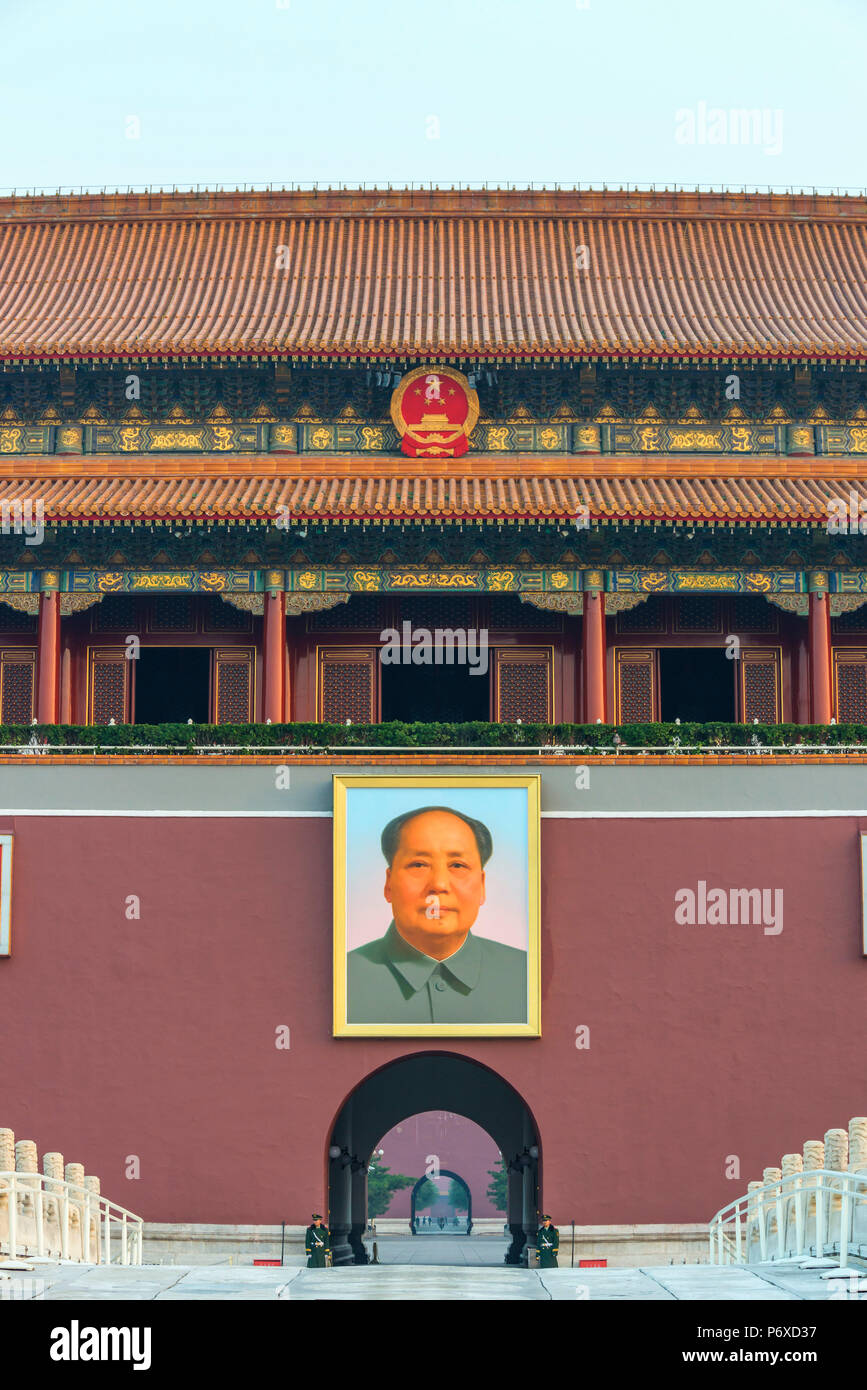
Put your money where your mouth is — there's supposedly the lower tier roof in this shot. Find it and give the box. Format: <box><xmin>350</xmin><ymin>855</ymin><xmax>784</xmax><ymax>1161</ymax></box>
<box><xmin>0</xmin><ymin>456</ymin><xmax>864</xmax><ymax>525</ymax></box>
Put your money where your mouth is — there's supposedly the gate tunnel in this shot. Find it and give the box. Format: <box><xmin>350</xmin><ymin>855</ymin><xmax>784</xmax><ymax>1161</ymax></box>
<box><xmin>327</xmin><ymin>1052</ymin><xmax>540</xmax><ymax>1265</ymax></box>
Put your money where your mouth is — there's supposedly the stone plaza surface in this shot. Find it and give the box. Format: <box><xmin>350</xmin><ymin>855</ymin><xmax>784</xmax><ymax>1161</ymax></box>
<box><xmin>4</xmin><ymin>1245</ymin><xmax>866</xmax><ymax>1301</ymax></box>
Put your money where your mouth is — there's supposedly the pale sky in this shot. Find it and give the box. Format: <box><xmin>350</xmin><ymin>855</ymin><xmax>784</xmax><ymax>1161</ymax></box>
<box><xmin>2</xmin><ymin>0</ymin><xmax>864</xmax><ymax>192</ymax></box>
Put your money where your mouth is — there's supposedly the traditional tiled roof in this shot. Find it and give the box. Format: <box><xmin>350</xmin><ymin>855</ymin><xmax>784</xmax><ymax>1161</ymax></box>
<box><xmin>0</xmin><ymin>457</ymin><xmax>861</xmax><ymax>524</ymax></box>
<box><xmin>1</xmin><ymin>188</ymin><xmax>866</xmax><ymax>364</ymax></box>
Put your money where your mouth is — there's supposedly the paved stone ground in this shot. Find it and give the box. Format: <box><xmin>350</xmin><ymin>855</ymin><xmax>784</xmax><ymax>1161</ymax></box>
<box><xmin>4</xmin><ymin>1250</ymin><xmax>865</xmax><ymax>1300</ymax></box>
<box><xmin>375</xmin><ymin>1237</ymin><xmax>509</xmax><ymax>1264</ymax></box>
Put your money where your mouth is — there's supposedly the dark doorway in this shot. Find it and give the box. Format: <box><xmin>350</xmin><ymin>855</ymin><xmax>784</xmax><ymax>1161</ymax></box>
<box><xmin>659</xmin><ymin>648</ymin><xmax>735</xmax><ymax>722</ymax></box>
<box><xmin>134</xmin><ymin>648</ymin><xmax>210</xmax><ymax>723</ymax></box>
<box><xmin>381</xmin><ymin>661</ymin><xmax>489</xmax><ymax>722</ymax></box>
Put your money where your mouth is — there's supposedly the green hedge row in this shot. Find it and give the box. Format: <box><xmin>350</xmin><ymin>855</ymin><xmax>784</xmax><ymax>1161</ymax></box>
<box><xmin>1</xmin><ymin>721</ymin><xmax>866</xmax><ymax>751</ymax></box>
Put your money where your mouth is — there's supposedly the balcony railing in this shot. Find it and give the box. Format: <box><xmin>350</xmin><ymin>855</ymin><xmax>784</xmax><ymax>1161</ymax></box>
<box><xmin>709</xmin><ymin>1169</ymin><xmax>867</xmax><ymax>1269</ymax></box>
<box><xmin>0</xmin><ymin>1171</ymin><xmax>144</xmax><ymax>1265</ymax></box>
<box><xmin>1</xmin><ymin>721</ymin><xmax>866</xmax><ymax>757</ymax></box>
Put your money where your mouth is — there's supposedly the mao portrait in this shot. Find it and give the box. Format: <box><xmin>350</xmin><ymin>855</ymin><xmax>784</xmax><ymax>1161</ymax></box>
<box><xmin>333</xmin><ymin>775</ymin><xmax>540</xmax><ymax>1037</ymax></box>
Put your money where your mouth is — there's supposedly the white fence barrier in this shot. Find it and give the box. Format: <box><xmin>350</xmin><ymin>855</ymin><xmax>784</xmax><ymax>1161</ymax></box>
<box><xmin>0</xmin><ymin>1171</ymin><xmax>143</xmax><ymax>1265</ymax></box>
<box><xmin>709</xmin><ymin>1168</ymin><xmax>867</xmax><ymax>1268</ymax></box>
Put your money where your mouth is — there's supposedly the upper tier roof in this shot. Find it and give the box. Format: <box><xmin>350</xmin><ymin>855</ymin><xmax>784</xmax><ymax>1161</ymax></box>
<box><xmin>1</xmin><ymin>187</ymin><xmax>867</xmax><ymax>365</ymax></box>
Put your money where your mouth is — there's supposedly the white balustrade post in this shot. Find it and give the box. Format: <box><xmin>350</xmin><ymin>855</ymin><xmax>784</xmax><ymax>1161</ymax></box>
<box><xmin>0</xmin><ymin>1129</ymin><xmax>14</xmax><ymax>1243</ymax></box>
<box><xmin>60</xmin><ymin>1188</ymin><xmax>69</xmax><ymax>1260</ymax></box>
<box><xmin>803</xmin><ymin>1140</ymin><xmax>824</xmax><ymax>1254</ymax></box>
<box><xmin>15</xmin><ymin>1139</ymin><xmax>38</xmax><ymax>1225</ymax></box>
<box><xmin>8</xmin><ymin>1173</ymin><xmax>17</xmax><ymax>1257</ymax></box>
<box><xmin>763</xmin><ymin>1168</ymin><xmax>781</xmax><ymax>1260</ymax></box>
<box><xmin>747</xmin><ymin>1181</ymin><xmax>764</xmax><ymax>1261</ymax></box>
<box><xmin>65</xmin><ymin>1164</ymin><xmax>84</xmax><ymax>1259</ymax></box>
<box><xmin>35</xmin><ymin>1185</ymin><xmax>45</xmax><ymax>1257</ymax></box>
<box><xmin>825</xmin><ymin>1129</ymin><xmax>848</xmax><ymax>1208</ymax></box>
<box><xmin>122</xmin><ymin>1212</ymin><xmax>128</xmax><ymax>1266</ymax></box>
<box><xmin>82</xmin><ymin>1192</ymin><xmax>91</xmax><ymax>1264</ymax></box>
<box><xmin>84</xmin><ymin>1177</ymin><xmax>100</xmax><ymax>1264</ymax></box>
<box><xmin>43</xmin><ymin>1153</ymin><xmax>64</xmax><ymax>1257</ymax></box>
<box><xmin>840</xmin><ymin>1181</ymin><xmax>851</xmax><ymax>1270</ymax></box>
<box><xmin>847</xmin><ymin>1117</ymin><xmax>867</xmax><ymax>1214</ymax></box>
<box><xmin>783</xmin><ymin>1150</ymin><xmax>800</xmax><ymax>1262</ymax></box>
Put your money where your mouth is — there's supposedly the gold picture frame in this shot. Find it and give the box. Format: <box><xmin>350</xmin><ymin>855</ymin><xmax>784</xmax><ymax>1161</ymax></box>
<box><xmin>333</xmin><ymin>774</ymin><xmax>541</xmax><ymax>1037</ymax></box>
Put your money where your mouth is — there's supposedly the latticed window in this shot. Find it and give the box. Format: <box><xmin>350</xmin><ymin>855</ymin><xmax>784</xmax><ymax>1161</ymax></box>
<box><xmin>395</xmin><ymin>595</ymin><xmax>477</xmax><ymax>630</ymax></box>
<box><xmin>213</xmin><ymin>649</ymin><xmax>254</xmax><ymax>723</ymax></box>
<box><xmin>832</xmin><ymin>606</ymin><xmax>867</xmax><ymax>634</ymax></box>
<box><xmin>0</xmin><ymin>605</ymin><xmax>37</xmax><ymax>633</ymax></box>
<box><xmin>309</xmin><ymin>594</ymin><xmax>387</xmax><ymax>631</ymax></box>
<box><xmin>616</xmin><ymin>596</ymin><xmax>666</xmax><ymax>633</ymax></box>
<box><xmin>615</xmin><ymin>650</ymin><xmax>657</xmax><ymax>723</ymax></box>
<box><xmin>89</xmin><ymin>651</ymin><xmax>129</xmax><ymax>724</ymax></box>
<box><xmin>673</xmin><ymin>596</ymin><xmax>722</xmax><ymax>632</ymax></box>
<box><xmin>203</xmin><ymin>596</ymin><xmax>253</xmax><ymax>632</ymax></box>
<box><xmin>835</xmin><ymin>651</ymin><xmax>867</xmax><ymax>722</ymax></box>
<box><xmin>495</xmin><ymin>650</ymin><xmax>551</xmax><ymax>722</ymax></box>
<box><xmin>0</xmin><ymin>650</ymin><xmax>35</xmax><ymax>723</ymax></box>
<box><xmin>488</xmin><ymin>596</ymin><xmax>563</xmax><ymax>631</ymax></box>
<box><xmin>740</xmin><ymin>652</ymin><xmax>781</xmax><ymax>723</ymax></box>
<box><xmin>149</xmin><ymin>595</ymin><xmax>197</xmax><ymax>632</ymax></box>
<box><xmin>91</xmin><ymin>595</ymin><xmax>139</xmax><ymax>631</ymax></box>
<box><xmin>318</xmin><ymin>649</ymin><xmax>377</xmax><ymax>722</ymax></box>
<box><xmin>730</xmin><ymin>596</ymin><xmax>779</xmax><ymax>633</ymax></box>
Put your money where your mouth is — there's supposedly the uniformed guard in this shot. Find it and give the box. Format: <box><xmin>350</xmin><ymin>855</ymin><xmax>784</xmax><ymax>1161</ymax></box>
<box><xmin>537</xmin><ymin>1214</ymin><xmax>559</xmax><ymax>1268</ymax></box>
<box><xmin>305</xmin><ymin>1213</ymin><xmax>331</xmax><ymax>1268</ymax></box>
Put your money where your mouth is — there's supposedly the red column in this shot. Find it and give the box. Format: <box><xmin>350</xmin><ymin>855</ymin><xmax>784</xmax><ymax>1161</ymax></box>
<box><xmin>794</xmin><ymin>630</ymin><xmax>810</xmax><ymax>726</ymax></box>
<box><xmin>263</xmin><ymin>588</ymin><xmax>285</xmax><ymax>723</ymax></box>
<box><xmin>808</xmin><ymin>588</ymin><xmax>833</xmax><ymax>724</ymax></box>
<box><xmin>60</xmin><ymin>640</ymin><xmax>73</xmax><ymax>724</ymax></box>
<box><xmin>283</xmin><ymin>628</ymin><xmax>292</xmax><ymax>723</ymax></box>
<box><xmin>37</xmin><ymin>591</ymin><xmax>61</xmax><ymax>724</ymax></box>
<box><xmin>582</xmin><ymin>586</ymin><xmax>607</xmax><ymax>723</ymax></box>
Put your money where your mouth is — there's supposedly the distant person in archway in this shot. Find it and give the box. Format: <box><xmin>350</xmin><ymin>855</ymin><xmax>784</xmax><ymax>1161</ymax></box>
<box><xmin>347</xmin><ymin>807</ymin><xmax>527</xmax><ymax>1024</ymax></box>
<box><xmin>305</xmin><ymin>1214</ymin><xmax>331</xmax><ymax>1269</ymax></box>
<box><xmin>537</xmin><ymin>1215</ymin><xmax>559</xmax><ymax>1268</ymax></box>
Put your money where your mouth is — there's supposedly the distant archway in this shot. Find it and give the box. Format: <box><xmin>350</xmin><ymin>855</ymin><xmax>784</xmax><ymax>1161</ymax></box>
<box><xmin>410</xmin><ymin>1168</ymin><xmax>472</xmax><ymax>1233</ymax></box>
<box><xmin>326</xmin><ymin>1052</ymin><xmax>540</xmax><ymax>1266</ymax></box>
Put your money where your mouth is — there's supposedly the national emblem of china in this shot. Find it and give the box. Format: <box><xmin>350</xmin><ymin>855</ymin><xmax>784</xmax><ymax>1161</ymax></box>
<box><xmin>390</xmin><ymin>366</ymin><xmax>479</xmax><ymax>457</ymax></box>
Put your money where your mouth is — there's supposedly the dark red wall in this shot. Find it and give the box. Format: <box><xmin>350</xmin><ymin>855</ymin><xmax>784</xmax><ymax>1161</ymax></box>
<box><xmin>2</xmin><ymin>813</ymin><xmax>865</xmax><ymax>1226</ymax></box>
<box><xmin>376</xmin><ymin>1112</ymin><xmax>502</xmax><ymax>1218</ymax></box>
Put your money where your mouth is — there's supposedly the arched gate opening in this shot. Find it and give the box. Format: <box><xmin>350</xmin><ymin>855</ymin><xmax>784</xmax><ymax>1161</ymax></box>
<box><xmin>327</xmin><ymin>1052</ymin><xmax>540</xmax><ymax>1266</ymax></box>
<box><xmin>410</xmin><ymin>1168</ymin><xmax>472</xmax><ymax>1233</ymax></box>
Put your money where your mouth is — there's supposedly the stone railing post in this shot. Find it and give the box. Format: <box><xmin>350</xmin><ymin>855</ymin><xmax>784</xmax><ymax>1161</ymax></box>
<box><xmin>825</xmin><ymin>1128</ymin><xmax>848</xmax><ymax>1212</ymax></box>
<box><xmin>43</xmin><ymin>1152</ymin><xmax>64</xmax><ymax>1253</ymax></box>
<box><xmin>65</xmin><ymin>1163</ymin><xmax>85</xmax><ymax>1258</ymax></box>
<box><xmin>848</xmin><ymin>1117</ymin><xmax>867</xmax><ymax>1202</ymax></box>
<box><xmin>781</xmin><ymin>1153</ymin><xmax>803</xmax><ymax>1252</ymax></box>
<box><xmin>747</xmin><ymin>1180</ymin><xmax>764</xmax><ymax>1256</ymax></box>
<box><xmin>0</xmin><ymin>1129</ymin><xmax>13</xmax><ymax>1235</ymax></box>
<box><xmin>84</xmin><ymin>1176</ymin><xmax>100</xmax><ymax>1261</ymax></box>
<box><xmin>15</xmin><ymin>1139</ymin><xmax>38</xmax><ymax>1214</ymax></box>
<box><xmin>762</xmin><ymin>1167</ymin><xmax>781</xmax><ymax>1218</ymax></box>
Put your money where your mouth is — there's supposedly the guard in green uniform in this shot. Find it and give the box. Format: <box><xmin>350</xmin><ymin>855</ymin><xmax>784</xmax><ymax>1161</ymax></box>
<box><xmin>537</xmin><ymin>1214</ymin><xmax>559</xmax><ymax>1268</ymax></box>
<box><xmin>305</xmin><ymin>1214</ymin><xmax>331</xmax><ymax>1268</ymax></box>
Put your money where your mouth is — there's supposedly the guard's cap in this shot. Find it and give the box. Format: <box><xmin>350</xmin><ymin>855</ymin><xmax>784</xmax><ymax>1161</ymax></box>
<box><xmin>540</xmin><ymin>1213</ymin><xmax>552</xmax><ymax>1220</ymax></box>
<box><xmin>311</xmin><ymin>1213</ymin><xmax>322</xmax><ymax>1220</ymax></box>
